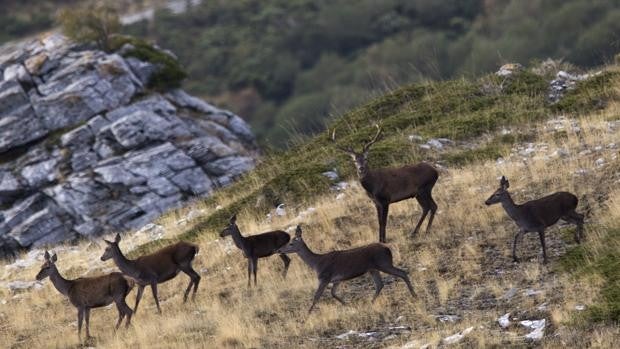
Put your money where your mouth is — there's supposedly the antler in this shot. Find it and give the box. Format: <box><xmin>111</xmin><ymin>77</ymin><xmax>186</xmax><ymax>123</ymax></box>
<box><xmin>362</xmin><ymin>124</ymin><xmax>382</xmax><ymax>153</ymax></box>
<box><xmin>331</xmin><ymin>129</ymin><xmax>356</xmax><ymax>154</ymax></box>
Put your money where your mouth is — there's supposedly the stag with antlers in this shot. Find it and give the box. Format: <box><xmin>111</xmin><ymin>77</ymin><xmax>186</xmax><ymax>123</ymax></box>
<box><xmin>332</xmin><ymin>126</ymin><xmax>439</xmax><ymax>242</ymax></box>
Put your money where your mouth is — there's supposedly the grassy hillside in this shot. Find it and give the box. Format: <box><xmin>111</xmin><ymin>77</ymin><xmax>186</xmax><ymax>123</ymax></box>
<box><xmin>1</xmin><ymin>64</ymin><xmax>619</xmax><ymax>348</ymax></box>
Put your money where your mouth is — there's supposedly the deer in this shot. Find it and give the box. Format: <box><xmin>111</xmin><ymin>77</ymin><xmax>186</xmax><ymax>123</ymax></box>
<box><xmin>36</xmin><ymin>251</ymin><xmax>134</xmax><ymax>343</ymax></box>
<box><xmin>485</xmin><ymin>176</ymin><xmax>584</xmax><ymax>264</ymax></box>
<box><xmin>332</xmin><ymin>125</ymin><xmax>439</xmax><ymax>242</ymax></box>
<box><xmin>219</xmin><ymin>214</ymin><xmax>291</xmax><ymax>287</ymax></box>
<box><xmin>278</xmin><ymin>225</ymin><xmax>415</xmax><ymax>313</ymax></box>
<box><xmin>100</xmin><ymin>233</ymin><xmax>200</xmax><ymax>314</ymax></box>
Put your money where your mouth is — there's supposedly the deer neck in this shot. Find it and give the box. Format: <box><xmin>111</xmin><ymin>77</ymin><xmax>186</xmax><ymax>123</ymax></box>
<box><xmin>48</xmin><ymin>266</ymin><xmax>72</xmax><ymax>297</ymax></box>
<box><xmin>229</xmin><ymin>228</ymin><xmax>248</xmax><ymax>251</ymax></box>
<box><xmin>295</xmin><ymin>241</ymin><xmax>323</xmax><ymax>273</ymax></box>
<box><xmin>500</xmin><ymin>192</ymin><xmax>523</xmax><ymax>221</ymax></box>
<box><xmin>110</xmin><ymin>248</ymin><xmax>139</xmax><ymax>278</ymax></box>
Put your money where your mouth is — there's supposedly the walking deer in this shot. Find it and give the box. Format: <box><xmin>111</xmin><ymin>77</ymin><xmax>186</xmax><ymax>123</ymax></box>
<box><xmin>100</xmin><ymin>233</ymin><xmax>200</xmax><ymax>314</ymax></box>
<box><xmin>485</xmin><ymin>176</ymin><xmax>584</xmax><ymax>264</ymax></box>
<box><xmin>220</xmin><ymin>214</ymin><xmax>291</xmax><ymax>287</ymax></box>
<box><xmin>36</xmin><ymin>251</ymin><xmax>134</xmax><ymax>342</ymax></box>
<box><xmin>278</xmin><ymin>225</ymin><xmax>415</xmax><ymax>313</ymax></box>
<box><xmin>332</xmin><ymin>126</ymin><xmax>439</xmax><ymax>242</ymax></box>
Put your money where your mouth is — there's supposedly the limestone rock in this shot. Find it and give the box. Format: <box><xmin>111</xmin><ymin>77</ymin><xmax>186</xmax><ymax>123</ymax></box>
<box><xmin>0</xmin><ymin>33</ymin><xmax>258</xmax><ymax>257</ymax></box>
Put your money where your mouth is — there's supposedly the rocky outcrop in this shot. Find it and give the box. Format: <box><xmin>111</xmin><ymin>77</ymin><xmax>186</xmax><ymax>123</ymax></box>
<box><xmin>0</xmin><ymin>33</ymin><xmax>258</xmax><ymax>258</ymax></box>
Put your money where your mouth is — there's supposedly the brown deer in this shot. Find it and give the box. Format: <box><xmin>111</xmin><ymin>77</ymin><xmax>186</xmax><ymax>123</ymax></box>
<box><xmin>100</xmin><ymin>233</ymin><xmax>200</xmax><ymax>314</ymax></box>
<box><xmin>278</xmin><ymin>225</ymin><xmax>415</xmax><ymax>313</ymax></box>
<box><xmin>220</xmin><ymin>214</ymin><xmax>291</xmax><ymax>287</ymax></box>
<box><xmin>332</xmin><ymin>126</ymin><xmax>439</xmax><ymax>242</ymax></box>
<box><xmin>485</xmin><ymin>176</ymin><xmax>584</xmax><ymax>264</ymax></box>
<box><xmin>36</xmin><ymin>251</ymin><xmax>134</xmax><ymax>343</ymax></box>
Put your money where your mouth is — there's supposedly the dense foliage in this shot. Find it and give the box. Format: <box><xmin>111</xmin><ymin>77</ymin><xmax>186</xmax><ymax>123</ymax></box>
<box><xmin>123</xmin><ymin>0</ymin><xmax>620</xmax><ymax>147</ymax></box>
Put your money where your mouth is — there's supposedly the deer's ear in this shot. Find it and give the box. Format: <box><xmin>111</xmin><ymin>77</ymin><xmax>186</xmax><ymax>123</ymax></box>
<box><xmin>44</xmin><ymin>250</ymin><xmax>50</xmax><ymax>260</ymax></box>
<box><xmin>51</xmin><ymin>253</ymin><xmax>57</xmax><ymax>262</ymax></box>
<box><xmin>501</xmin><ymin>176</ymin><xmax>510</xmax><ymax>189</ymax></box>
<box><xmin>295</xmin><ymin>225</ymin><xmax>302</xmax><ymax>237</ymax></box>
<box><xmin>114</xmin><ymin>233</ymin><xmax>121</xmax><ymax>243</ymax></box>
<box><xmin>230</xmin><ymin>214</ymin><xmax>237</xmax><ymax>224</ymax></box>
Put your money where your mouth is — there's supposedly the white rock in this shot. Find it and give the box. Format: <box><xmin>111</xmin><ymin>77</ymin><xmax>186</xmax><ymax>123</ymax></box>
<box><xmin>520</xmin><ymin>319</ymin><xmax>546</xmax><ymax>340</ymax></box>
<box><xmin>575</xmin><ymin>304</ymin><xmax>585</xmax><ymax>311</ymax></box>
<box><xmin>336</xmin><ymin>193</ymin><xmax>346</xmax><ymax>200</ymax></box>
<box><xmin>498</xmin><ymin>313</ymin><xmax>510</xmax><ymax>328</ymax></box>
<box><xmin>321</xmin><ymin>170</ymin><xmax>339</xmax><ymax>181</ymax></box>
<box><xmin>4</xmin><ymin>249</ymin><xmax>43</xmax><ymax>271</ymax></box>
<box><xmin>437</xmin><ymin>315</ymin><xmax>460</xmax><ymax>323</ymax></box>
<box><xmin>336</xmin><ymin>330</ymin><xmax>357</xmax><ymax>340</ymax></box>
<box><xmin>442</xmin><ymin>326</ymin><xmax>473</xmax><ymax>345</ymax></box>
<box><xmin>275</xmin><ymin>204</ymin><xmax>286</xmax><ymax>216</ymax></box>
<box><xmin>408</xmin><ymin>134</ymin><xmax>423</xmax><ymax>142</ymax></box>
<box><xmin>6</xmin><ymin>280</ymin><xmax>43</xmax><ymax>292</ymax></box>
<box><xmin>137</xmin><ymin>223</ymin><xmax>165</xmax><ymax>240</ymax></box>
<box><xmin>523</xmin><ymin>289</ymin><xmax>543</xmax><ymax>296</ymax></box>
<box><xmin>426</xmin><ymin>139</ymin><xmax>444</xmax><ymax>150</ymax></box>
<box><xmin>595</xmin><ymin>158</ymin><xmax>605</xmax><ymax>167</ymax></box>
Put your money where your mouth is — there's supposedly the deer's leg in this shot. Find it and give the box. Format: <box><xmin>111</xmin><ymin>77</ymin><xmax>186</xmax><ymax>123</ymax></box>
<box><xmin>252</xmin><ymin>257</ymin><xmax>258</xmax><ymax>286</ymax></box>
<box><xmin>279</xmin><ymin>254</ymin><xmax>291</xmax><ymax>278</ymax></box>
<box><xmin>84</xmin><ymin>308</ymin><xmax>91</xmax><ymax>339</ymax></box>
<box><xmin>378</xmin><ymin>265</ymin><xmax>415</xmax><ymax>297</ymax></box>
<box><xmin>309</xmin><ymin>280</ymin><xmax>329</xmax><ymax>313</ymax></box>
<box><xmin>376</xmin><ymin>202</ymin><xmax>389</xmax><ymax>243</ymax></box>
<box><xmin>425</xmin><ymin>193</ymin><xmax>438</xmax><ymax>234</ymax></box>
<box><xmin>247</xmin><ymin>259</ymin><xmax>252</xmax><ymax>287</ymax></box>
<box><xmin>116</xmin><ymin>294</ymin><xmax>133</xmax><ymax>328</ymax></box>
<box><xmin>538</xmin><ymin>230</ymin><xmax>548</xmax><ymax>264</ymax></box>
<box><xmin>413</xmin><ymin>196</ymin><xmax>429</xmax><ymax>236</ymax></box>
<box><xmin>134</xmin><ymin>284</ymin><xmax>145</xmax><ymax>313</ymax></box>
<box><xmin>370</xmin><ymin>270</ymin><xmax>384</xmax><ymax>301</ymax></box>
<box><xmin>180</xmin><ymin>264</ymin><xmax>201</xmax><ymax>302</ymax></box>
<box><xmin>512</xmin><ymin>231</ymin><xmax>524</xmax><ymax>263</ymax></box>
<box><xmin>150</xmin><ymin>282</ymin><xmax>162</xmax><ymax>314</ymax></box>
<box><xmin>330</xmin><ymin>282</ymin><xmax>345</xmax><ymax>305</ymax></box>
<box><xmin>563</xmin><ymin>211</ymin><xmax>584</xmax><ymax>243</ymax></box>
<box><xmin>114</xmin><ymin>303</ymin><xmax>125</xmax><ymax>330</ymax></box>
<box><xmin>77</xmin><ymin>308</ymin><xmax>84</xmax><ymax>343</ymax></box>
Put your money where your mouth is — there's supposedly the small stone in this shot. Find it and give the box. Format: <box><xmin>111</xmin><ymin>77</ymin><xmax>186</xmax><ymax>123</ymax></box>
<box><xmin>498</xmin><ymin>313</ymin><xmax>510</xmax><ymax>328</ymax></box>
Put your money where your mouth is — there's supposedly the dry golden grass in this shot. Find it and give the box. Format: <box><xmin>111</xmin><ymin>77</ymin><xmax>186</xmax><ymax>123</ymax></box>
<box><xmin>1</xmin><ymin>104</ymin><xmax>620</xmax><ymax>348</ymax></box>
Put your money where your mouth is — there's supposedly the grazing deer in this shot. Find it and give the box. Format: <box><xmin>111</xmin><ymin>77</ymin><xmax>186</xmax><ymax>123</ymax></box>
<box><xmin>100</xmin><ymin>233</ymin><xmax>200</xmax><ymax>314</ymax></box>
<box><xmin>220</xmin><ymin>214</ymin><xmax>291</xmax><ymax>287</ymax></box>
<box><xmin>278</xmin><ymin>225</ymin><xmax>415</xmax><ymax>313</ymax></box>
<box><xmin>36</xmin><ymin>251</ymin><xmax>134</xmax><ymax>342</ymax></box>
<box><xmin>332</xmin><ymin>126</ymin><xmax>439</xmax><ymax>242</ymax></box>
<box><xmin>485</xmin><ymin>176</ymin><xmax>584</xmax><ymax>263</ymax></box>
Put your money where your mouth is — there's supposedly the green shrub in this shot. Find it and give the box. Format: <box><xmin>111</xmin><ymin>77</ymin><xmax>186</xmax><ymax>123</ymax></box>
<box><xmin>109</xmin><ymin>35</ymin><xmax>187</xmax><ymax>91</ymax></box>
<box><xmin>57</xmin><ymin>2</ymin><xmax>120</xmax><ymax>52</ymax></box>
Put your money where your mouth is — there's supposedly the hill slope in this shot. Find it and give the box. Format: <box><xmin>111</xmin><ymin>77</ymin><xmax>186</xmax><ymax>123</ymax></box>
<box><xmin>1</xmin><ymin>63</ymin><xmax>619</xmax><ymax>348</ymax></box>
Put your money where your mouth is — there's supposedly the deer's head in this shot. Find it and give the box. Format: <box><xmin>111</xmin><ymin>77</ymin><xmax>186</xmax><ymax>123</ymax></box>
<box><xmin>485</xmin><ymin>176</ymin><xmax>510</xmax><ymax>205</ymax></box>
<box><xmin>278</xmin><ymin>225</ymin><xmax>305</xmax><ymax>254</ymax></box>
<box><xmin>332</xmin><ymin>125</ymin><xmax>382</xmax><ymax>177</ymax></box>
<box><xmin>36</xmin><ymin>251</ymin><xmax>58</xmax><ymax>281</ymax></box>
<box><xmin>101</xmin><ymin>233</ymin><xmax>122</xmax><ymax>261</ymax></box>
<box><xmin>220</xmin><ymin>214</ymin><xmax>240</xmax><ymax>238</ymax></box>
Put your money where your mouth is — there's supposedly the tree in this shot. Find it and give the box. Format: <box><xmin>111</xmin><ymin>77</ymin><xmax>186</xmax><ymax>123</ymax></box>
<box><xmin>57</xmin><ymin>1</ymin><xmax>120</xmax><ymax>52</ymax></box>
